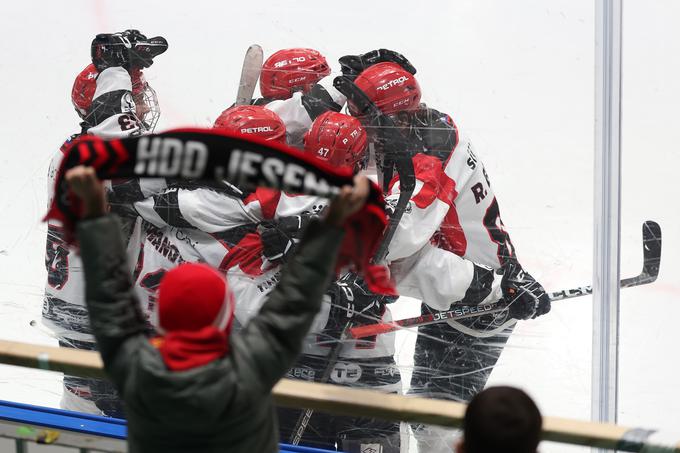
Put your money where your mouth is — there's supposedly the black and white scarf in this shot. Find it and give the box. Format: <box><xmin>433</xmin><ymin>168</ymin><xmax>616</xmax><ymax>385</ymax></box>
<box><xmin>45</xmin><ymin>128</ymin><xmax>395</xmax><ymax>294</ymax></box>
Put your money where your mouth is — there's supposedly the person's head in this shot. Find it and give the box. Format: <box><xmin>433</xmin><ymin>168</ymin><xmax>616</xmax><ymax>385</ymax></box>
<box><xmin>213</xmin><ymin>105</ymin><xmax>287</xmax><ymax>143</ymax></box>
<box><xmin>259</xmin><ymin>48</ymin><xmax>331</xmax><ymax>100</ymax></box>
<box><xmin>348</xmin><ymin>61</ymin><xmax>421</xmax><ymax>119</ymax></box>
<box><xmin>458</xmin><ymin>386</ymin><xmax>542</xmax><ymax>453</ymax></box>
<box><xmin>153</xmin><ymin>263</ymin><xmax>235</xmax><ymax>371</ymax></box>
<box><xmin>156</xmin><ymin>263</ymin><xmax>234</xmax><ymax>335</ymax></box>
<box><xmin>303</xmin><ymin>111</ymin><xmax>368</xmax><ymax>172</ymax></box>
<box><xmin>71</xmin><ymin>63</ymin><xmax>161</xmax><ymax>132</ymax></box>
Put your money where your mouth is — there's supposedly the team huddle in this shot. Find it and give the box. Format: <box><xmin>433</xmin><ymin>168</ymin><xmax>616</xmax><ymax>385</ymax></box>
<box><xmin>42</xmin><ymin>30</ymin><xmax>550</xmax><ymax>453</ymax></box>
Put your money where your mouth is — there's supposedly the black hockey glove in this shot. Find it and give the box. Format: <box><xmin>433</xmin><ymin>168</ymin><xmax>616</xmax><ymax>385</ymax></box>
<box><xmin>321</xmin><ymin>273</ymin><xmax>398</xmax><ymax>343</ymax></box>
<box><xmin>501</xmin><ymin>262</ymin><xmax>551</xmax><ymax>320</ymax></box>
<box><xmin>339</xmin><ymin>49</ymin><xmax>417</xmax><ymax>81</ymax></box>
<box><xmin>260</xmin><ymin>215</ymin><xmax>312</xmax><ymax>262</ymax></box>
<box><xmin>122</xmin><ymin>29</ymin><xmax>168</xmax><ymax>69</ymax></box>
<box><xmin>459</xmin><ymin>264</ymin><xmax>496</xmax><ymax>305</ymax></box>
<box><xmin>91</xmin><ymin>33</ymin><xmax>132</xmax><ymax>71</ymax></box>
<box><xmin>301</xmin><ymin>83</ymin><xmax>343</xmax><ymax>120</ymax></box>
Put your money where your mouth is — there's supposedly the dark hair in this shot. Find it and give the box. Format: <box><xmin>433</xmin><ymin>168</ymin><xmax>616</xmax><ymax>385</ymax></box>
<box><xmin>463</xmin><ymin>386</ymin><xmax>542</xmax><ymax>453</ymax></box>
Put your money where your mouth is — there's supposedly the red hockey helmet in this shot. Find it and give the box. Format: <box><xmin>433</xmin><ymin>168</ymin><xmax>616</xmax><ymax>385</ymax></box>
<box><xmin>303</xmin><ymin>111</ymin><xmax>368</xmax><ymax>171</ymax></box>
<box><xmin>213</xmin><ymin>105</ymin><xmax>286</xmax><ymax>143</ymax></box>
<box><xmin>260</xmin><ymin>48</ymin><xmax>331</xmax><ymax>100</ymax></box>
<box><xmin>71</xmin><ymin>64</ymin><xmax>160</xmax><ymax>131</ymax></box>
<box><xmin>71</xmin><ymin>64</ymin><xmax>99</xmax><ymax>119</ymax></box>
<box><xmin>350</xmin><ymin>62</ymin><xmax>421</xmax><ymax>116</ymax></box>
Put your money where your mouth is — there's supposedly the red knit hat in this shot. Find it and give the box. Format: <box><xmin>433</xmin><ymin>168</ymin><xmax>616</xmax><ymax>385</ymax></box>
<box><xmin>156</xmin><ymin>263</ymin><xmax>234</xmax><ymax>334</ymax></box>
<box><xmin>152</xmin><ymin>263</ymin><xmax>235</xmax><ymax>371</ymax></box>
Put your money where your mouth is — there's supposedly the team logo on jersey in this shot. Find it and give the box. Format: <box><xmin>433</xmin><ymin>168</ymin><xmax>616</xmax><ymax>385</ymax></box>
<box><xmin>330</xmin><ymin>362</ymin><xmax>362</xmax><ymax>384</ymax></box>
<box><xmin>385</xmin><ymin>198</ymin><xmax>412</xmax><ymax>215</ymax></box>
<box><xmin>287</xmin><ymin>366</ymin><xmax>316</xmax><ymax>381</ymax></box>
<box><xmin>146</xmin><ymin>226</ymin><xmax>181</xmax><ymax>262</ymax></box>
<box><xmin>360</xmin><ymin>445</ymin><xmax>382</xmax><ymax>453</ymax></box>
<box><xmin>256</xmin><ymin>273</ymin><xmax>281</xmax><ymax>293</ymax></box>
<box><xmin>374</xmin><ymin>365</ymin><xmax>399</xmax><ymax>377</ymax></box>
<box><xmin>121</xmin><ymin>92</ymin><xmax>136</xmax><ymax>114</ymax></box>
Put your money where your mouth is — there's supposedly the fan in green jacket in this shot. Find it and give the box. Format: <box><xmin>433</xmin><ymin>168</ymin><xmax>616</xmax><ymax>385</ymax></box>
<box><xmin>66</xmin><ymin>165</ymin><xmax>370</xmax><ymax>453</ymax></box>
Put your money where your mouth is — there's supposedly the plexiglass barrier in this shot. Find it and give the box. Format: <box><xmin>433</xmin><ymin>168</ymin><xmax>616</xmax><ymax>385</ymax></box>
<box><xmin>617</xmin><ymin>0</ymin><xmax>680</xmax><ymax>439</ymax></box>
<box><xmin>0</xmin><ymin>1</ymin><xmax>676</xmax><ymax>452</ymax></box>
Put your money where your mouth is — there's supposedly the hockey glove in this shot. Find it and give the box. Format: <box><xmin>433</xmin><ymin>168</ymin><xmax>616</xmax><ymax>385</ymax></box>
<box><xmin>260</xmin><ymin>215</ymin><xmax>312</xmax><ymax>262</ymax></box>
<box><xmin>301</xmin><ymin>83</ymin><xmax>343</xmax><ymax>120</ymax></box>
<box><xmin>122</xmin><ymin>29</ymin><xmax>168</xmax><ymax>69</ymax></box>
<box><xmin>321</xmin><ymin>273</ymin><xmax>397</xmax><ymax>343</ymax></box>
<box><xmin>91</xmin><ymin>33</ymin><xmax>132</xmax><ymax>72</ymax></box>
<box><xmin>459</xmin><ymin>264</ymin><xmax>496</xmax><ymax>305</ymax></box>
<box><xmin>339</xmin><ymin>49</ymin><xmax>417</xmax><ymax>81</ymax></box>
<box><xmin>501</xmin><ymin>262</ymin><xmax>551</xmax><ymax>320</ymax></box>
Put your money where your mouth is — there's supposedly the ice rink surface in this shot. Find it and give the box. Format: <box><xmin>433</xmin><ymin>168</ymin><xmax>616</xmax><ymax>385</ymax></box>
<box><xmin>0</xmin><ymin>1</ymin><xmax>678</xmax><ymax>451</ymax></box>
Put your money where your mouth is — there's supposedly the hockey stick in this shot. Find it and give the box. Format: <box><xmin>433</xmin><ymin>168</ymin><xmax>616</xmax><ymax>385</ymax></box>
<box><xmin>288</xmin><ymin>77</ymin><xmax>417</xmax><ymax>445</ymax></box>
<box><xmin>235</xmin><ymin>44</ymin><xmax>263</xmax><ymax>105</ymax></box>
<box><xmin>350</xmin><ymin>220</ymin><xmax>662</xmax><ymax>339</ymax></box>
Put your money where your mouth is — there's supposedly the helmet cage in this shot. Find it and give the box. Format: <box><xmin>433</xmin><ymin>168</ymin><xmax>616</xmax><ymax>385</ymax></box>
<box><xmin>133</xmin><ymin>81</ymin><xmax>160</xmax><ymax>132</ymax></box>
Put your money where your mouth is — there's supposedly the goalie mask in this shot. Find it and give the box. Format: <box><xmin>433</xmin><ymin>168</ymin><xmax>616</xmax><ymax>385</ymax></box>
<box><xmin>303</xmin><ymin>111</ymin><xmax>368</xmax><ymax>172</ymax></box>
<box><xmin>71</xmin><ymin>64</ymin><xmax>161</xmax><ymax>132</ymax></box>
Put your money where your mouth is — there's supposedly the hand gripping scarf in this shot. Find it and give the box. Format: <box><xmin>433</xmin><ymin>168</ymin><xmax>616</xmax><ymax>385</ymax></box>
<box><xmin>45</xmin><ymin>128</ymin><xmax>395</xmax><ymax>295</ymax></box>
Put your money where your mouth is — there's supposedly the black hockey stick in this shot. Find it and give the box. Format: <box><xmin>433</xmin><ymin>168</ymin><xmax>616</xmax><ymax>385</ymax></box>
<box><xmin>288</xmin><ymin>77</ymin><xmax>417</xmax><ymax>445</ymax></box>
<box><xmin>350</xmin><ymin>220</ymin><xmax>662</xmax><ymax>339</ymax></box>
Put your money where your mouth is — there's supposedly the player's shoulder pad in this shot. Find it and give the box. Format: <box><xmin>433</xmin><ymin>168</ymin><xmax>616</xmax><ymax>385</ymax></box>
<box><xmin>93</xmin><ymin>67</ymin><xmax>132</xmax><ymax>101</ymax></box>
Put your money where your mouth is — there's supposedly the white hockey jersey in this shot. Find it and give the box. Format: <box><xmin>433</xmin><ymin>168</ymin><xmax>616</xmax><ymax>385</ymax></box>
<box><xmin>384</xmin><ymin>111</ymin><xmax>514</xmax><ymax>311</ymax></box>
<box><xmin>84</xmin><ymin>67</ymin><xmax>145</xmax><ymax>138</ymax></box>
<box><xmin>43</xmin><ymin>143</ymin><xmax>146</xmax><ymax>344</ymax></box>
<box><xmin>43</xmin><ymin>64</ymin><xmax>159</xmax><ymax>345</ymax></box>
<box><xmin>133</xmin><ymin>185</ymin><xmax>397</xmax><ymax>360</ymax></box>
<box><xmin>258</xmin><ymin>88</ymin><xmax>511</xmax><ymax>312</ymax></box>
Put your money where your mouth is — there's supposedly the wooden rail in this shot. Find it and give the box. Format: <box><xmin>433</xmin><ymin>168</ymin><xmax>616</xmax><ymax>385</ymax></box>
<box><xmin>1</xmin><ymin>339</ymin><xmax>677</xmax><ymax>452</ymax></box>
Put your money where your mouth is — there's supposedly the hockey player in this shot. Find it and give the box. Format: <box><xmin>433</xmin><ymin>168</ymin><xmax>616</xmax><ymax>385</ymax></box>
<box><xmin>130</xmin><ymin>107</ymin><xmax>401</xmax><ymax>451</ymax></box>
<box><xmin>343</xmin><ymin>60</ymin><xmax>550</xmax><ymax>451</ymax></box>
<box><xmin>275</xmin><ymin>111</ymin><xmax>403</xmax><ymax>453</ymax></box>
<box><xmin>43</xmin><ymin>29</ymin><xmax>167</xmax><ymax>416</ymax></box>
<box><xmin>130</xmin><ymin>105</ymin><xmax>323</xmax><ymax>326</ymax></box>
<box><xmin>282</xmin><ymin>74</ymin><xmax>502</xmax><ymax>452</ymax></box>
<box><xmin>235</xmin><ymin>49</ymin><xmax>534</xmax><ymax>451</ymax></box>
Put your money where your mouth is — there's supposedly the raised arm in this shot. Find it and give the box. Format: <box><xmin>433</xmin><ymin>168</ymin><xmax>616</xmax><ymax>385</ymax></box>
<box><xmin>69</xmin><ymin>167</ymin><xmax>148</xmax><ymax>389</ymax></box>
